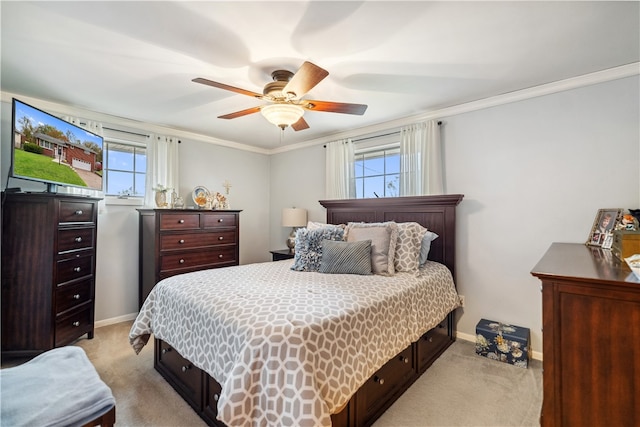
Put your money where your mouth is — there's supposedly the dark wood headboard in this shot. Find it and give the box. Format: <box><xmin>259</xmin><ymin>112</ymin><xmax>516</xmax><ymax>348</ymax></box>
<box><xmin>319</xmin><ymin>195</ymin><xmax>463</xmax><ymax>277</ymax></box>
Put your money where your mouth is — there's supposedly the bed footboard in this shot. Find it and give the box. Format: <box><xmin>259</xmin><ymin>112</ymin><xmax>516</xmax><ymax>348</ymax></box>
<box><xmin>154</xmin><ymin>314</ymin><xmax>454</xmax><ymax>427</ymax></box>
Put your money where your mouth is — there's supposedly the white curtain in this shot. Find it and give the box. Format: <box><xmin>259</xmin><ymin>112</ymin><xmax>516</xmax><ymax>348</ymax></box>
<box><xmin>399</xmin><ymin>120</ymin><xmax>443</xmax><ymax>195</ymax></box>
<box><xmin>144</xmin><ymin>134</ymin><xmax>180</xmax><ymax>207</ymax></box>
<box><xmin>325</xmin><ymin>138</ymin><xmax>355</xmax><ymax>199</ymax></box>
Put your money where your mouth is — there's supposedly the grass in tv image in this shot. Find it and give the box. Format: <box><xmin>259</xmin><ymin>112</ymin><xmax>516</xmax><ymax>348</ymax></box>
<box><xmin>13</xmin><ymin>100</ymin><xmax>103</xmax><ymax>190</ymax></box>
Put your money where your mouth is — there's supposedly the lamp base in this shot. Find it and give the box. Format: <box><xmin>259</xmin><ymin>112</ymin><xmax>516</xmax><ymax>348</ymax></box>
<box><xmin>286</xmin><ymin>228</ymin><xmax>297</xmax><ymax>252</ymax></box>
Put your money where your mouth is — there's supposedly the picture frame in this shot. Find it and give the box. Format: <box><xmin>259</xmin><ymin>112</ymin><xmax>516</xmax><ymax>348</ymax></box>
<box><xmin>586</xmin><ymin>208</ymin><xmax>623</xmax><ymax>247</ymax></box>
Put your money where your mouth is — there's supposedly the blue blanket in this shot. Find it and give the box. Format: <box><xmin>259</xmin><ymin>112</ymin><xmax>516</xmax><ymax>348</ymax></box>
<box><xmin>1</xmin><ymin>346</ymin><xmax>115</xmax><ymax>427</ymax></box>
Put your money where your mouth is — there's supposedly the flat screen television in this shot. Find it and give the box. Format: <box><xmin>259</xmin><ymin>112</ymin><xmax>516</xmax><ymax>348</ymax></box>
<box><xmin>10</xmin><ymin>98</ymin><xmax>104</xmax><ymax>193</ymax></box>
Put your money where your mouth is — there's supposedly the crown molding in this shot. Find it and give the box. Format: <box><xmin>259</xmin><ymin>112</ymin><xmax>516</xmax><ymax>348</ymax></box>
<box><xmin>268</xmin><ymin>62</ymin><xmax>640</xmax><ymax>155</ymax></box>
<box><xmin>4</xmin><ymin>62</ymin><xmax>637</xmax><ymax>156</ymax></box>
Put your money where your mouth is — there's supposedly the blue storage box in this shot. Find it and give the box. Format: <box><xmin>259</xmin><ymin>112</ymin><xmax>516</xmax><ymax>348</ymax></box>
<box><xmin>475</xmin><ymin>318</ymin><xmax>530</xmax><ymax>368</ymax></box>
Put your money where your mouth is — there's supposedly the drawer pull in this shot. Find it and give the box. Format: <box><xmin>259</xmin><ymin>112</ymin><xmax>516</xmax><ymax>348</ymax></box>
<box><xmin>181</xmin><ymin>365</ymin><xmax>191</xmax><ymax>372</ymax></box>
<box><xmin>73</xmin><ymin>267</ymin><xmax>82</xmax><ymax>272</ymax></box>
<box><xmin>72</xmin><ymin>321</ymin><xmax>80</xmax><ymax>327</ymax></box>
<box><xmin>218</xmin><ymin>236</ymin><xmax>224</xmax><ymax>241</ymax></box>
<box><xmin>218</xmin><ymin>254</ymin><xmax>224</xmax><ymax>259</ymax></box>
<box><xmin>179</xmin><ymin>219</ymin><xmax>185</xmax><ymax>224</ymax></box>
<box><xmin>399</xmin><ymin>355</ymin><xmax>409</xmax><ymax>364</ymax></box>
<box><xmin>213</xmin><ymin>393</ymin><xmax>219</xmax><ymax>402</ymax></box>
<box><xmin>179</xmin><ymin>259</ymin><xmax>185</xmax><ymax>264</ymax></box>
<box><xmin>218</xmin><ymin>218</ymin><xmax>223</xmax><ymax>223</ymax></box>
<box><xmin>161</xmin><ymin>347</ymin><xmax>172</xmax><ymax>355</ymax></box>
<box><xmin>179</xmin><ymin>239</ymin><xmax>185</xmax><ymax>244</ymax></box>
<box><xmin>74</xmin><ymin>210</ymin><xmax>83</xmax><ymax>215</ymax></box>
<box><xmin>75</xmin><ymin>237</ymin><xmax>82</xmax><ymax>243</ymax></box>
<box><xmin>374</xmin><ymin>375</ymin><xmax>384</xmax><ymax>385</ymax></box>
<box><xmin>73</xmin><ymin>294</ymin><xmax>81</xmax><ymax>300</ymax></box>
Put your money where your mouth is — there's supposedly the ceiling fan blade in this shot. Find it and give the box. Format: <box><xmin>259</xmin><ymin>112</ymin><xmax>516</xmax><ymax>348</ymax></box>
<box><xmin>282</xmin><ymin>61</ymin><xmax>329</xmax><ymax>99</ymax></box>
<box><xmin>218</xmin><ymin>106</ymin><xmax>262</xmax><ymax>120</ymax></box>
<box><xmin>291</xmin><ymin>117</ymin><xmax>310</xmax><ymax>131</ymax></box>
<box><xmin>192</xmin><ymin>77</ymin><xmax>264</xmax><ymax>98</ymax></box>
<box><xmin>303</xmin><ymin>100</ymin><xmax>368</xmax><ymax>115</ymax></box>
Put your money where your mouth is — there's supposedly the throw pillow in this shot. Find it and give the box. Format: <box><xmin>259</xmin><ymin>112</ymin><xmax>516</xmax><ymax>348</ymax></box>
<box><xmin>319</xmin><ymin>239</ymin><xmax>372</xmax><ymax>275</ymax></box>
<box><xmin>345</xmin><ymin>222</ymin><xmax>398</xmax><ymax>275</ymax></box>
<box><xmin>291</xmin><ymin>227</ymin><xmax>345</xmax><ymax>272</ymax></box>
<box><xmin>395</xmin><ymin>222</ymin><xmax>428</xmax><ymax>272</ymax></box>
<box><xmin>419</xmin><ymin>231</ymin><xmax>439</xmax><ymax>268</ymax></box>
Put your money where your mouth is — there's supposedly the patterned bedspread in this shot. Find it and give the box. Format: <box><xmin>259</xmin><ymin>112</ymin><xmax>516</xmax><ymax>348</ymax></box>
<box><xmin>129</xmin><ymin>260</ymin><xmax>460</xmax><ymax>427</ymax></box>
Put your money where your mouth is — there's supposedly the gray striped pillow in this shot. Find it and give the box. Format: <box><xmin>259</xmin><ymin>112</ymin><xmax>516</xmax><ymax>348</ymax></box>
<box><xmin>319</xmin><ymin>239</ymin><xmax>372</xmax><ymax>275</ymax></box>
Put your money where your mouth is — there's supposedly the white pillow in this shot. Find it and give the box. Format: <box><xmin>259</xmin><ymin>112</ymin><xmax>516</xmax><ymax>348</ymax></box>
<box><xmin>306</xmin><ymin>221</ymin><xmax>345</xmax><ymax>231</ymax></box>
<box><xmin>419</xmin><ymin>231</ymin><xmax>439</xmax><ymax>267</ymax></box>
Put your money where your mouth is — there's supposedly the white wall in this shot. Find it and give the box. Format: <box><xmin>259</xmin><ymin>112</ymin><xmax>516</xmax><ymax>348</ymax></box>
<box><xmin>269</xmin><ymin>144</ymin><xmax>326</xmax><ymax>251</ymax></box>
<box><xmin>269</xmin><ymin>75</ymin><xmax>640</xmax><ymax>355</ymax></box>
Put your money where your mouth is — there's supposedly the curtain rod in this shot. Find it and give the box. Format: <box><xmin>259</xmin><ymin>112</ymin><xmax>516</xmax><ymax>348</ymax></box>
<box><xmin>324</xmin><ymin>121</ymin><xmax>442</xmax><ymax>147</ymax></box>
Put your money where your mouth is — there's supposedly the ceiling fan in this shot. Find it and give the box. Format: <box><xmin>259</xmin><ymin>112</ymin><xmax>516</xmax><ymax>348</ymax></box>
<box><xmin>193</xmin><ymin>61</ymin><xmax>367</xmax><ymax>131</ymax></box>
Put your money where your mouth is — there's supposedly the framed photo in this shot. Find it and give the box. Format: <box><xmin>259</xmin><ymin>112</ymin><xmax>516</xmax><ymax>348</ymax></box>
<box><xmin>586</xmin><ymin>208</ymin><xmax>622</xmax><ymax>247</ymax></box>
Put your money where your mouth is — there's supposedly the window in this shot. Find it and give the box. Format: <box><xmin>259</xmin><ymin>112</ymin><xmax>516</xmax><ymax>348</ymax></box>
<box><xmin>353</xmin><ymin>133</ymin><xmax>400</xmax><ymax>198</ymax></box>
<box><xmin>103</xmin><ymin>140</ymin><xmax>146</xmax><ymax>197</ymax></box>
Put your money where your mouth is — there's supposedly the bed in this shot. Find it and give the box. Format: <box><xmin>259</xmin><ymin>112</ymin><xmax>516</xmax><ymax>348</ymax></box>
<box><xmin>130</xmin><ymin>194</ymin><xmax>463</xmax><ymax>427</ymax></box>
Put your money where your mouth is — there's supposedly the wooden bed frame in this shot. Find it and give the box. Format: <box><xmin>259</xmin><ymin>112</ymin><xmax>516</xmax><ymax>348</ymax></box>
<box><xmin>153</xmin><ymin>194</ymin><xmax>463</xmax><ymax>427</ymax></box>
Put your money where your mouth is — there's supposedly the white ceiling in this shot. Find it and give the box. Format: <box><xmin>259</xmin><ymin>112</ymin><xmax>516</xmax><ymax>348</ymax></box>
<box><xmin>2</xmin><ymin>1</ymin><xmax>639</xmax><ymax>150</ymax></box>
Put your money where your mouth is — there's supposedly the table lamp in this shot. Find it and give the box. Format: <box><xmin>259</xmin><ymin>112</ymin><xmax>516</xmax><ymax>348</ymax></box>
<box><xmin>282</xmin><ymin>207</ymin><xmax>307</xmax><ymax>252</ymax></box>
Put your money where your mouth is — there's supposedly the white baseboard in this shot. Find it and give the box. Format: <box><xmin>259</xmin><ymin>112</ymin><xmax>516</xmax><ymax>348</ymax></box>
<box><xmin>95</xmin><ymin>312</ymin><xmax>138</xmax><ymax>328</ymax></box>
<box><xmin>456</xmin><ymin>331</ymin><xmax>543</xmax><ymax>361</ymax></box>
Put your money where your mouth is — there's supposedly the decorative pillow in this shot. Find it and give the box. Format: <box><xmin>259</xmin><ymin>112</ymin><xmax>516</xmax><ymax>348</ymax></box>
<box><xmin>319</xmin><ymin>240</ymin><xmax>372</xmax><ymax>275</ymax></box>
<box><xmin>291</xmin><ymin>227</ymin><xmax>344</xmax><ymax>272</ymax></box>
<box><xmin>306</xmin><ymin>221</ymin><xmax>345</xmax><ymax>231</ymax></box>
<box><xmin>345</xmin><ymin>222</ymin><xmax>398</xmax><ymax>275</ymax></box>
<box><xmin>419</xmin><ymin>231</ymin><xmax>439</xmax><ymax>268</ymax></box>
<box><xmin>395</xmin><ymin>222</ymin><xmax>428</xmax><ymax>272</ymax></box>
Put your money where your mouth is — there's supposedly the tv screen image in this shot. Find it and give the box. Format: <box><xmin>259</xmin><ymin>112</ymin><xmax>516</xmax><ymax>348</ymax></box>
<box><xmin>11</xmin><ymin>98</ymin><xmax>104</xmax><ymax>192</ymax></box>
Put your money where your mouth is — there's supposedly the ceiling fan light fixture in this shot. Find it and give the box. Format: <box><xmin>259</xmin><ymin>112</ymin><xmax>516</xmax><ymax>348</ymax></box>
<box><xmin>261</xmin><ymin>104</ymin><xmax>304</xmax><ymax>129</ymax></box>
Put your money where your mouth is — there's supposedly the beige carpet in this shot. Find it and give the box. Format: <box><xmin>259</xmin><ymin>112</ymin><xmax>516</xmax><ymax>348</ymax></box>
<box><xmin>5</xmin><ymin>321</ymin><xmax>542</xmax><ymax>426</ymax></box>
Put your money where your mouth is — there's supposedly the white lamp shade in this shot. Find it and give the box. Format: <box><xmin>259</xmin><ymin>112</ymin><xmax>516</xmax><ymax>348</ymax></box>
<box><xmin>282</xmin><ymin>208</ymin><xmax>307</xmax><ymax>227</ymax></box>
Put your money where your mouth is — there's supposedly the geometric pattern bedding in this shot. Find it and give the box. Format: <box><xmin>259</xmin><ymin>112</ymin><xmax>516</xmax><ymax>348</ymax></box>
<box><xmin>129</xmin><ymin>260</ymin><xmax>460</xmax><ymax>427</ymax></box>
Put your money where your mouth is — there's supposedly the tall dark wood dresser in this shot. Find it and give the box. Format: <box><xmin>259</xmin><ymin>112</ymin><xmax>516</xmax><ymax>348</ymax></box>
<box><xmin>2</xmin><ymin>192</ymin><xmax>100</xmax><ymax>357</ymax></box>
<box><xmin>137</xmin><ymin>209</ymin><xmax>241</xmax><ymax>308</ymax></box>
<box><xmin>531</xmin><ymin>242</ymin><xmax>640</xmax><ymax>427</ymax></box>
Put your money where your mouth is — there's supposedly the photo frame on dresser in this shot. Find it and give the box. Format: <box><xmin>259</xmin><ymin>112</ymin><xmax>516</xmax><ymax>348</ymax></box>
<box><xmin>586</xmin><ymin>208</ymin><xmax>622</xmax><ymax>247</ymax></box>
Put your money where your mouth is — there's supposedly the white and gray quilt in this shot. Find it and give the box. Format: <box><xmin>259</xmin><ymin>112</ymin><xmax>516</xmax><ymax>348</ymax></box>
<box><xmin>129</xmin><ymin>260</ymin><xmax>460</xmax><ymax>427</ymax></box>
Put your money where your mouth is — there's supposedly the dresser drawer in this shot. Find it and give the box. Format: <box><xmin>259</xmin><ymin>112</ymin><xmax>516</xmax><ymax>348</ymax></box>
<box><xmin>57</xmin><ymin>228</ymin><xmax>95</xmax><ymax>253</ymax></box>
<box><xmin>202</xmin><ymin>213</ymin><xmax>237</xmax><ymax>229</ymax></box>
<box><xmin>160</xmin><ymin>230</ymin><xmax>237</xmax><ymax>251</ymax></box>
<box><xmin>156</xmin><ymin>340</ymin><xmax>203</xmax><ymax>411</ymax></box>
<box><xmin>55</xmin><ymin>304</ymin><xmax>92</xmax><ymax>346</ymax></box>
<box><xmin>56</xmin><ymin>279</ymin><xmax>92</xmax><ymax>314</ymax></box>
<box><xmin>160</xmin><ymin>213</ymin><xmax>200</xmax><ymax>231</ymax></box>
<box><xmin>56</xmin><ymin>254</ymin><xmax>94</xmax><ymax>285</ymax></box>
<box><xmin>360</xmin><ymin>345</ymin><xmax>414</xmax><ymax>418</ymax></box>
<box><xmin>416</xmin><ymin>321</ymin><xmax>450</xmax><ymax>372</ymax></box>
<box><xmin>160</xmin><ymin>246</ymin><xmax>237</xmax><ymax>272</ymax></box>
<box><xmin>59</xmin><ymin>200</ymin><xmax>96</xmax><ymax>224</ymax></box>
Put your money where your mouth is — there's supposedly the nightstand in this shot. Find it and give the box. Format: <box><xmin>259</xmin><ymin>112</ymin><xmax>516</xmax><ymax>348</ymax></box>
<box><xmin>270</xmin><ymin>249</ymin><xmax>295</xmax><ymax>261</ymax></box>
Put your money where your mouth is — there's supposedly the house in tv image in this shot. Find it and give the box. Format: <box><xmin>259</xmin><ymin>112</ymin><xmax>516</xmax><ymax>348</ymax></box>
<box><xmin>33</xmin><ymin>132</ymin><xmax>99</xmax><ymax>173</ymax></box>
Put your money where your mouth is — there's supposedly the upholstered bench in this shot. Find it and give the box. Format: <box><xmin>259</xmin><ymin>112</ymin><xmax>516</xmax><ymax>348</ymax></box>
<box><xmin>1</xmin><ymin>346</ymin><xmax>116</xmax><ymax>427</ymax></box>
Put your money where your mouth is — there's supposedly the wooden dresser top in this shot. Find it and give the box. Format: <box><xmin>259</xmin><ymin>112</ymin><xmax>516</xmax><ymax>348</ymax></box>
<box><xmin>531</xmin><ymin>242</ymin><xmax>640</xmax><ymax>286</ymax></box>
